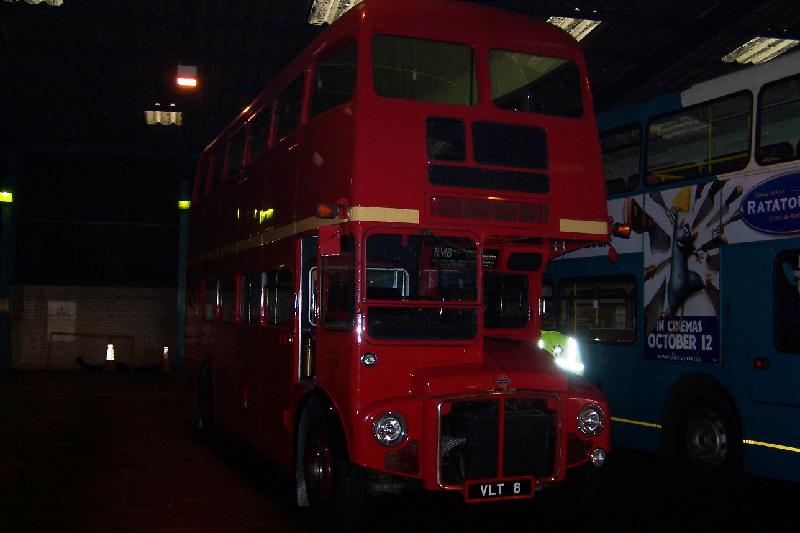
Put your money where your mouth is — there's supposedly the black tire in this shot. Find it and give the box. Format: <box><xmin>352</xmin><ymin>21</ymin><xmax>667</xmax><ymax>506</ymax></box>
<box><xmin>197</xmin><ymin>361</ymin><xmax>215</xmax><ymax>434</ymax></box>
<box><xmin>300</xmin><ymin>400</ymin><xmax>365</xmax><ymax>533</ymax></box>
<box><xmin>678</xmin><ymin>391</ymin><xmax>742</xmax><ymax>475</ymax></box>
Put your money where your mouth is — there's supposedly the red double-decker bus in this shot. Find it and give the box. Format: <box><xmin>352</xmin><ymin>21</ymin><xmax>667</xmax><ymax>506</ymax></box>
<box><xmin>187</xmin><ymin>0</ymin><xmax>611</xmax><ymax>530</ymax></box>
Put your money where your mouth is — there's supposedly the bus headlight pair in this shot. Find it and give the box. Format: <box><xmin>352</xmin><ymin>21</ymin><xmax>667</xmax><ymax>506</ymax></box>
<box><xmin>539</xmin><ymin>332</ymin><xmax>585</xmax><ymax>375</ymax></box>
<box><xmin>577</xmin><ymin>404</ymin><xmax>605</xmax><ymax>436</ymax></box>
<box><xmin>373</xmin><ymin>412</ymin><xmax>406</xmax><ymax>446</ymax></box>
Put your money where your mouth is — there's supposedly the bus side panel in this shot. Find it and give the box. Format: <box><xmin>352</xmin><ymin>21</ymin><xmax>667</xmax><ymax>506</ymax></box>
<box><xmin>256</xmin><ymin>238</ymin><xmax>299</xmax><ymax>468</ymax></box>
<box><xmin>723</xmin><ymin>238</ymin><xmax>800</xmax><ymax>481</ymax></box>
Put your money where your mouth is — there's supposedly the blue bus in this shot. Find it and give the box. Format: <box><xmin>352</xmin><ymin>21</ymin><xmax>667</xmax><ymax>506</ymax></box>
<box><xmin>544</xmin><ymin>50</ymin><xmax>800</xmax><ymax>481</ymax></box>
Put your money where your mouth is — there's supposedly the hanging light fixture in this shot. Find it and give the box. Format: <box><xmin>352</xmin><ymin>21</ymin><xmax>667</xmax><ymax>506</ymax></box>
<box><xmin>3</xmin><ymin>0</ymin><xmax>64</xmax><ymax>6</ymax></box>
<box><xmin>176</xmin><ymin>64</ymin><xmax>198</xmax><ymax>88</ymax></box>
<box><xmin>308</xmin><ymin>0</ymin><xmax>363</xmax><ymax>25</ymax></box>
<box><xmin>722</xmin><ymin>36</ymin><xmax>800</xmax><ymax>64</ymax></box>
<box><xmin>144</xmin><ymin>103</ymin><xmax>182</xmax><ymax>127</ymax></box>
<box><xmin>547</xmin><ymin>16</ymin><xmax>601</xmax><ymax>42</ymax></box>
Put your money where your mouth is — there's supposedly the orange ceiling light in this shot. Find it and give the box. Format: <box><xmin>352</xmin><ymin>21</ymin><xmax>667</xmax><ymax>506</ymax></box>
<box><xmin>176</xmin><ymin>65</ymin><xmax>198</xmax><ymax>88</ymax></box>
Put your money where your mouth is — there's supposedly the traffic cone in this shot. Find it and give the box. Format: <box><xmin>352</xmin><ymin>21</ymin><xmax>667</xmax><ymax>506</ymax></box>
<box><xmin>161</xmin><ymin>346</ymin><xmax>171</xmax><ymax>373</ymax></box>
<box><xmin>105</xmin><ymin>343</ymin><xmax>116</xmax><ymax>372</ymax></box>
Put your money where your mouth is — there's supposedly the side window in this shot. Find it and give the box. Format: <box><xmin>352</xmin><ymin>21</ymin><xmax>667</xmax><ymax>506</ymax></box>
<box><xmin>226</xmin><ymin>127</ymin><xmax>247</xmax><ymax>178</ymax></box>
<box><xmin>204</xmin><ymin>279</ymin><xmax>219</xmax><ymax>320</ymax></box>
<box><xmin>601</xmin><ymin>123</ymin><xmax>641</xmax><ymax>195</ymax></box>
<box><xmin>758</xmin><ymin>74</ymin><xmax>800</xmax><ymax>165</ymax></box>
<box><xmin>775</xmin><ymin>249</ymin><xmax>800</xmax><ymax>353</ymax></box>
<box><xmin>483</xmin><ymin>273</ymin><xmax>529</xmax><ymax>329</ymax></box>
<box><xmin>248</xmin><ymin>106</ymin><xmax>272</xmax><ymax>162</ymax></box>
<box><xmin>275</xmin><ymin>269</ymin><xmax>293</xmax><ymax>326</ymax></box>
<box><xmin>646</xmin><ymin>92</ymin><xmax>751</xmax><ymax>185</ymax></box>
<box><xmin>310</xmin><ymin>42</ymin><xmax>357</xmax><ymax>118</ymax></box>
<box><xmin>275</xmin><ymin>75</ymin><xmax>305</xmax><ymax>141</ymax></box>
<box><xmin>322</xmin><ymin>235</ymin><xmax>355</xmax><ymax>330</ymax></box>
<box><xmin>194</xmin><ymin>155</ymin><xmax>210</xmax><ymax>199</ymax></box>
<box><xmin>207</xmin><ymin>150</ymin><xmax>224</xmax><ymax>193</ymax></box>
<box><xmin>558</xmin><ymin>277</ymin><xmax>637</xmax><ymax>344</ymax></box>
<box><xmin>241</xmin><ymin>273</ymin><xmax>265</xmax><ymax>325</ymax></box>
<box><xmin>264</xmin><ymin>269</ymin><xmax>293</xmax><ymax>326</ymax></box>
<box><xmin>220</xmin><ymin>279</ymin><xmax>236</xmax><ymax>322</ymax></box>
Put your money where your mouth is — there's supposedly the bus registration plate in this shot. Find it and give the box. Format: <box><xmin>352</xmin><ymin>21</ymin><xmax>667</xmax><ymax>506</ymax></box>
<box><xmin>466</xmin><ymin>479</ymin><xmax>533</xmax><ymax>501</ymax></box>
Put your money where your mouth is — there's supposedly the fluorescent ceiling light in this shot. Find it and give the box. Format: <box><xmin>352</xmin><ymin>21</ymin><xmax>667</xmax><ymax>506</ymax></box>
<box><xmin>722</xmin><ymin>37</ymin><xmax>800</xmax><ymax>65</ymax></box>
<box><xmin>3</xmin><ymin>0</ymin><xmax>64</xmax><ymax>5</ymax></box>
<box><xmin>308</xmin><ymin>0</ymin><xmax>362</xmax><ymax>25</ymax></box>
<box><xmin>176</xmin><ymin>65</ymin><xmax>198</xmax><ymax>88</ymax></box>
<box><xmin>144</xmin><ymin>103</ymin><xmax>182</xmax><ymax>127</ymax></box>
<box><xmin>547</xmin><ymin>16</ymin><xmax>601</xmax><ymax>42</ymax></box>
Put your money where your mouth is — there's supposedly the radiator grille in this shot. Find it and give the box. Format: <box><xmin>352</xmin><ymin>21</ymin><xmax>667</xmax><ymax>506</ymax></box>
<box><xmin>439</xmin><ymin>397</ymin><xmax>556</xmax><ymax>485</ymax></box>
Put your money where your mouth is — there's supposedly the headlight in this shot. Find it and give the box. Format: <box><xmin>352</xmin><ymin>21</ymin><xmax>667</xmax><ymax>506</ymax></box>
<box><xmin>576</xmin><ymin>404</ymin><xmax>605</xmax><ymax>436</ymax></box>
<box><xmin>373</xmin><ymin>412</ymin><xmax>406</xmax><ymax>447</ymax></box>
<box><xmin>554</xmin><ymin>336</ymin><xmax>584</xmax><ymax>375</ymax></box>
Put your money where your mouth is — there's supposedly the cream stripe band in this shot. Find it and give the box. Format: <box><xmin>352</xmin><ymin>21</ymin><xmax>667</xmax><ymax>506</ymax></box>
<box><xmin>611</xmin><ymin>416</ymin><xmax>662</xmax><ymax>429</ymax></box>
<box><xmin>612</xmin><ymin>419</ymin><xmax>800</xmax><ymax>454</ymax></box>
<box><xmin>743</xmin><ymin>439</ymin><xmax>800</xmax><ymax>454</ymax></box>
<box><xmin>559</xmin><ymin>218</ymin><xmax>608</xmax><ymax>235</ymax></box>
<box><xmin>191</xmin><ymin>207</ymin><xmax>420</xmax><ymax>265</ymax></box>
<box><xmin>350</xmin><ymin>206</ymin><xmax>420</xmax><ymax>224</ymax></box>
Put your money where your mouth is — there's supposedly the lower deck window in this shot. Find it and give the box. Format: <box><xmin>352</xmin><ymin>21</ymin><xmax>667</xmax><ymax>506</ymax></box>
<box><xmin>558</xmin><ymin>277</ymin><xmax>637</xmax><ymax>344</ymax></box>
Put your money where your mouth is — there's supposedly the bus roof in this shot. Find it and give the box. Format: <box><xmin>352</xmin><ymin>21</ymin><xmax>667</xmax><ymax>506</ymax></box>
<box><xmin>203</xmin><ymin>0</ymin><xmax>582</xmax><ymax>153</ymax></box>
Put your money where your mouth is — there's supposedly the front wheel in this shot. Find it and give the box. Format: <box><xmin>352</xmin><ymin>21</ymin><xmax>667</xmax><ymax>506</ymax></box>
<box><xmin>299</xmin><ymin>401</ymin><xmax>365</xmax><ymax>533</ymax></box>
<box><xmin>679</xmin><ymin>392</ymin><xmax>741</xmax><ymax>474</ymax></box>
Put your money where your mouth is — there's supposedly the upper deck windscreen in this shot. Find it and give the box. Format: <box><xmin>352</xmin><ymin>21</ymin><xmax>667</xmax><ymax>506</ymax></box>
<box><xmin>372</xmin><ymin>35</ymin><xmax>477</xmax><ymax>106</ymax></box>
<box><xmin>490</xmin><ymin>50</ymin><xmax>583</xmax><ymax>118</ymax></box>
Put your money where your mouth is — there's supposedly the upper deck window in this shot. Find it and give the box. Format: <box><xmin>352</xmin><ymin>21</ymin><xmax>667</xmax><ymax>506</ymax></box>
<box><xmin>372</xmin><ymin>35</ymin><xmax>477</xmax><ymax>106</ymax></box>
<box><xmin>276</xmin><ymin>75</ymin><xmax>305</xmax><ymax>141</ymax></box>
<box><xmin>601</xmin><ymin>124</ymin><xmax>641</xmax><ymax>195</ymax></box>
<box><xmin>490</xmin><ymin>50</ymin><xmax>583</xmax><ymax>118</ymax></box>
<box><xmin>311</xmin><ymin>42</ymin><xmax>357</xmax><ymax>118</ymax></box>
<box><xmin>225</xmin><ymin>126</ymin><xmax>247</xmax><ymax>178</ymax></box>
<box><xmin>758</xmin><ymin>74</ymin><xmax>800</xmax><ymax>166</ymax></box>
<box><xmin>646</xmin><ymin>92</ymin><xmax>752</xmax><ymax>185</ymax></box>
<box><xmin>248</xmin><ymin>106</ymin><xmax>272</xmax><ymax>162</ymax></box>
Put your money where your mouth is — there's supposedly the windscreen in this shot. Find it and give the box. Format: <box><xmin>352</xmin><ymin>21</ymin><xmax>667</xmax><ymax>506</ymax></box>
<box><xmin>366</xmin><ymin>232</ymin><xmax>478</xmax><ymax>340</ymax></box>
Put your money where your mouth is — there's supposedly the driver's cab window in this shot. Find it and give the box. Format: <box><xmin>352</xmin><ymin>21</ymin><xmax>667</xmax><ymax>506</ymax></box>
<box><xmin>366</xmin><ymin>268</ymin><xmax>410</xmax><ymax>299</ymax></box>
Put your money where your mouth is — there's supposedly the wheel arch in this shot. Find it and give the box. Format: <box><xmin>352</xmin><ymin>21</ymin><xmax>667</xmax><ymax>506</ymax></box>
<box><xmin>294</xmin><ymin>388</ymin><xmax>350</xmax><ymax>507</ymax></box>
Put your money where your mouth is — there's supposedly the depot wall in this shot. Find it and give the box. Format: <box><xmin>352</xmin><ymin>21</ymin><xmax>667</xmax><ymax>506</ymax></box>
<box><xmin>9</xmin><ymin>285</ymin><xmax>176</xmax><ymax>369</ymax></box>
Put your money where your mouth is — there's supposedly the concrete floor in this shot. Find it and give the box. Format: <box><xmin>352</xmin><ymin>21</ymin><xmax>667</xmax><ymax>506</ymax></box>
<box><xmin>1</xmin><ymin>371</ymin><xmax>798</xmax><ymax>533</ymax></box>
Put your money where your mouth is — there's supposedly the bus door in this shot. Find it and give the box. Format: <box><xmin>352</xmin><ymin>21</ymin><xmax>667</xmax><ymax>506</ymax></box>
<box><xmin>299</xmin><ymin>235</ymin><xmax>318</xmax><ymax>384</ymax></box>
<box><xmin>312</xmin><ymin>233</ymin><xmax>355</xmax><ymax>402</ymax></box>
<box><xmin>725</xmin><ymin>241</ymin><xmax>800</xmax><ymax>456</ymax></box>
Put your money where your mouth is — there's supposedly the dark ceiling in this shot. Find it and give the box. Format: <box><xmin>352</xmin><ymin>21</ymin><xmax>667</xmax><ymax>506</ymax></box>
<box><xmin>1</xmin><ymin>0</ymin><xmax>799</xmax><ymax>155</ymax></box>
